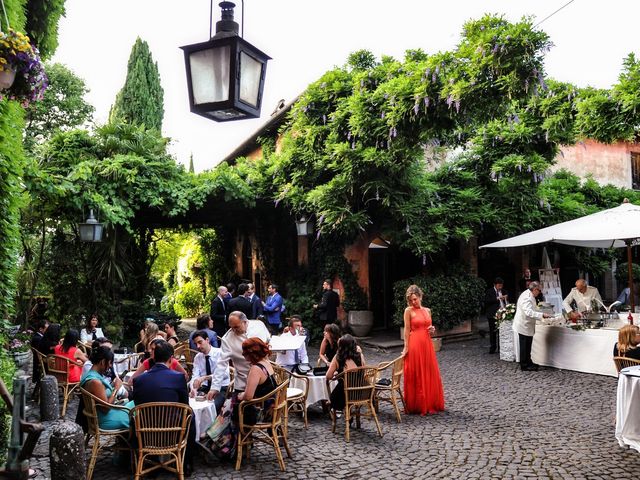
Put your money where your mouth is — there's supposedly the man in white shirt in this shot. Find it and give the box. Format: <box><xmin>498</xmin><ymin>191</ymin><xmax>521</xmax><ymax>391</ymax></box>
<box><xmin>562</xmin><ymin>279</ymin><xmax>603</xmax><ymax>315</ymax></box>
<box><xmin>190</xmin><ymin>330</ymin><xmax>229</xmax><ymax>412</ymax></box>
<box><xmin>275</xmin><ymin>315</ymin><xmax>309</xmax><ymax>371</ymax></box>
<box><xmin>513</xmin><ymin>282</ymin><xmax>552</xmax><ymax>371</ymax></box>
<box><xmin>210</xmin><ymin>311</ymin><xmax>270</xmax><ymax>399</ymax></box>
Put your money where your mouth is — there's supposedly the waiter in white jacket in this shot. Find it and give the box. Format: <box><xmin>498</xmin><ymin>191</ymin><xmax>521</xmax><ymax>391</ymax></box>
<box><xmin>513</xmin><ymin>281</ymin><xmax>552</xmax><ymax>371</ymax></box>
<box><xmin>562</xmin><ymin>279</ymin><xmax>602</xmax><ymax>316</ymax></box>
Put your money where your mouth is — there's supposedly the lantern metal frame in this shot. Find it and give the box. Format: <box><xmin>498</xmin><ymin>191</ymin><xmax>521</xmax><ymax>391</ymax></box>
<box><xmin>78</xmin><ymin>209</ymin><xmax>104</xmax><ymax>242</ymax></box>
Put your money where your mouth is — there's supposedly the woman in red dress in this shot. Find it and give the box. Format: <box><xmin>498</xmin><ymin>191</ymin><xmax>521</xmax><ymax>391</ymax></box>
<box><xmin>401</xmin><ymin>284</ymin><xmax>444</xmax><ymax>415</ymax></box>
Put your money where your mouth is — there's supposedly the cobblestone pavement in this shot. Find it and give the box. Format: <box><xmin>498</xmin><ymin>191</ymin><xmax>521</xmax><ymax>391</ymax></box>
<box><xmin>25</xmin><ymin>338</ymin><xmax>640</xmax><ymax>479</ymax></box>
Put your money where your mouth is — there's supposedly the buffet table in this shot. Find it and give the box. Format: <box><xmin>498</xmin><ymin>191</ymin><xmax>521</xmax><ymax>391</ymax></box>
<box><xmin>616</xmin><ymin>366</ymin><xmax>640</xmax><ymax>453</ymax></box>
<box><xmin>531</xmin><ymin>324</ymin><xmax>618</xmax><ymax>377</ymax></box>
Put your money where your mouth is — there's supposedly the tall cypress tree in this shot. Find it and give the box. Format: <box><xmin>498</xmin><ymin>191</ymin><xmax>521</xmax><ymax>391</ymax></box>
<box><xmin>110</xmin><ymin>37</ymin><xmax>164</xmax><ymax>131</ymax></box>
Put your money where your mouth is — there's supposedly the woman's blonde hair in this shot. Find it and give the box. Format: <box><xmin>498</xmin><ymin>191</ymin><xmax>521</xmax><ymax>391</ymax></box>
<box><xmin>405</xmin><ymin>284</ymin><xmax>423</xmax><ymax>305</ymax></box>
<box><xmin>618</xmin><ymin>324</ymin><xmax>640</xmax><ymax>355</ymax></box>
<box><xmin>144</xmin><ymin>322</ymin><xmax>160</xmax><ymax>350</ymax></box>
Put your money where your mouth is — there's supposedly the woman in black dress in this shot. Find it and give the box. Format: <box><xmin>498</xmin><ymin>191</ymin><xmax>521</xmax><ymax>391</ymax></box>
<box><xmin>614</xmin><ymin>324</ymin><xmax>640</xmax><ymax>360</ymax></box>
<box><xmin>237</xmin><ymin>337</ymin><xmax>278</xmax><ymax>424</ymax></box>
<box><xmin>319</xmin><ymin>323</ymin><xmax>340</xmax><ymax>365</ymax></box>
<box><xmin>326</xmin><ymin>334</ymin><xmax>365</xmax><ymax>412</ymax></box>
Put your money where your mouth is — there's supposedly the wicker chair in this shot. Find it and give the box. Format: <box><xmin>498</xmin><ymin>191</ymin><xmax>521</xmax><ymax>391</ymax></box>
<box><xmin>130</xmin><ymin>402</ymin><xmax>192</xmax><ymax>479</ymax></box>
<box><xmin>46</xmin><ymin>354</ymin><xmax>81</xmax><ymax>417</ymax></box>
<box><xmin>31</xmin><ymin>347</ymin><xmax>48</xmax><ymax>401</ymax></box>
<box><xmin>374</xmin><ymin>356</ymin><xmax>405</xmax><ymax>422</ymax></box>
<box><xmin>270</xmin><ymin>363</ymin><xmax>309</xmax><ymax>432</ymax></box>
<box><xmin>236</xmin><ymin>379</ymin><xmax>291</xmax><ymax>471</ymax></box>
<box><xmin>329</xmin><ymin>366</ymin><xmax>383</xmax><ymax>442</ymax></box>
<box><xmin>613</xmin><ymin>356</ymin><xmax>640</xmax><ymax>373</ymax></box>
<box><xmin>80</xmin><ymin>387</ymin><xmax>131</xmax><ymax>480</ymax></box>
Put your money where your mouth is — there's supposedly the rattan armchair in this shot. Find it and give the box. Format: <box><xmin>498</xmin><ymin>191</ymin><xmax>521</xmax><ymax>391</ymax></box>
<box><xmin>614</xmin><ymin>356</ymin><xmax>640</xmax><ymax>373</ymax></box>
<box><xmin>80</xmin><ymin>387</ymin><xmax>132</xmax><ymax>480</ymax></box>
<box><xmin>31</xmin><ymin>347</ymin><xmax>48</xmax><ymax>401</ymax></box>
<box><xmin>236</xmin><ymin>379</ymin><xmax>291</xmax><ymax>471</ymax></box>
<box><xmin>270</xmin><ymin>363</ymin><xmax>309</xmax><ymax>432</ymax></box>
<box><xmin>46</xmin><ymin>354</ymin><xmax>81</xmax><ymax>417</ymax></box>
<box><xmin>329</xmin><ymin>366</ymin><xmax>383</xmax><ymax>442</ymax></box>
<box><xmin>130</xmin><ymin>402</ymin><xmax>192</xmax><ymax>480</ymax></box>
<box><xmin>374</xmin><ymin>356</ymin><xmax>405</xmax><ymax>422</ymax></box>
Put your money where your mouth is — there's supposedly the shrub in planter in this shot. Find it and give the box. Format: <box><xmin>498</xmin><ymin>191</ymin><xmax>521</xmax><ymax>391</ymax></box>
<box><xmin>392</xmin><ymin>274</ymin><xmax>486</xmax><ymax>331</ymax></box>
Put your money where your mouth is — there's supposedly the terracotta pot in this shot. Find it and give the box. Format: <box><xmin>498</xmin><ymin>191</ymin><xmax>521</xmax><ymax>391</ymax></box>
<box><xmin>0</xmin><ymin>67</ymin><xmax>17</xmax><ymax>90</ymax></box>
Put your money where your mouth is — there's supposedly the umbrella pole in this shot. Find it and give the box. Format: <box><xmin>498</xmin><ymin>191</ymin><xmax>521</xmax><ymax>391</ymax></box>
<box><xmin>627</xmin><ymin>241</ymin><xmax>634</xmax><ymax>323</ymax></box>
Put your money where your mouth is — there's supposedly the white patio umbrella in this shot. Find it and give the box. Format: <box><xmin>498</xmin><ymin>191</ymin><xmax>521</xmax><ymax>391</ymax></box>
<box><xmin>480</xmin><ymin>200</ymin><xmax>640</xmax><ymax>312</ymax></box>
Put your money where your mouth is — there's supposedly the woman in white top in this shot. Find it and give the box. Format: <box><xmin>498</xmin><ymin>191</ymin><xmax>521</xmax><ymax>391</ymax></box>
<box><xmin>80</xmin><ymin>314</ymin><xmax>105</xmax><ymax>344</ymax></box>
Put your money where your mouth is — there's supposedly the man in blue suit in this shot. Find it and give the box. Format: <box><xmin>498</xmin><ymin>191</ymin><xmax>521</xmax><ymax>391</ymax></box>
<box><xmin>262</xmin><ymin>283</ymin><xmax>284</xmax><ymax>333</ymax></box>
<box><xmin>132</xmin><ymin>340</ymin><xmax>194</xmax><ymax>476</ymax></box>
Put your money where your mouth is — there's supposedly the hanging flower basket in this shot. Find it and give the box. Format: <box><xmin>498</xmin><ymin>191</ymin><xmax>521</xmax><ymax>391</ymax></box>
<box><xmin>0</xmin><ymin>29</ymin><xmax>48</xmax><ymax>105</ymax></box>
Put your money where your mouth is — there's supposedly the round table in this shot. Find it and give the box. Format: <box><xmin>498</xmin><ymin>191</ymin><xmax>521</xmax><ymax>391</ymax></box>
<box><xmin>189</xmin><ymin>397</ymin><xmax>217</xmax><ymax>440</ymax></box>
<box><xmin>113</xmin><ymin>353</ymin><xmax>140</xmax><ymax>375</ymax></box>
<box><xmin>616</xmin><ymin>365</ymin><xmax>640</xmax><ymax>452</ymax></box>
<box><xmin>290</xmin><ymin>374</ymin><xmax>335</xmax><ymax>407</ymax></box>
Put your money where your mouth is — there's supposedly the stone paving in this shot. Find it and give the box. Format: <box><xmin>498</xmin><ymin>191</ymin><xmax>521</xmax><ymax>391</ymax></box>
<box><xmin>25</xmin><ymin>337</ymin><xmax>640</xmax><ymax>479</ymax></box>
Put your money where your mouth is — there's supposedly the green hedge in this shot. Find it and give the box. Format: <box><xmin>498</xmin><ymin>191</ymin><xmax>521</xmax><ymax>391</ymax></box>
<box><xmin>392</xmin><ymin>274</ymin><xmax>486</xmax><ymax>331</ymax></box>
<box><xmin>0</xmin><ymin>330</ymin><xmax>18</xmax><ymax>466</ymax></box>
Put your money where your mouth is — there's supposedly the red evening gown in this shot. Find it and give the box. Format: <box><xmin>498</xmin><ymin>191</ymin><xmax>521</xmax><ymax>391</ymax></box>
<box><xmin>404</xmin><ymin>307</ymin><xmax>445</xmax><ymax>415</ymax></box>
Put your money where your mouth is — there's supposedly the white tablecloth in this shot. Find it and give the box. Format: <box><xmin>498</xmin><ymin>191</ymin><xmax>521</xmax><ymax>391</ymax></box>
<box><xmin>616</xmin><ymin>366</ymin><xmax>640</xmax><ymax>452</ymax></box>
<box><xmin>290</xmin><ymin>375</ymin><xmax>332</xmax><ymax>407</ymax></box>
<box><xmin>531</xmin><ymin>325</ymin><xmax>618</xmax><ymax>377</ymax></box>
<box><xmin>189</xmin><ymin>397</ymin><xmax>217</xmax><ymax>440</ymax></box>
<box><xmin>113</xmin><ymin>353</ymin><xmax>140</xmax><ymax>375</ymax></box>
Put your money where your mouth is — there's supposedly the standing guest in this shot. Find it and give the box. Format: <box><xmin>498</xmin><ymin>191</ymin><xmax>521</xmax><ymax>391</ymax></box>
<box><xmin>80</xmin><ymin>313</ymin><xmax>105</xmax><ymax>344</ymax></box>
<box><xmin>225</xmin><ymin>283</ymin><xmax>236</xmax><ymax>302</ymax></box>
<box><xmin>237</xmin><ymin>338</ymin><xmax>278</xmax><ymax>425</ymax></box>
<box><xmin>484</xmin><ymin>277</ymin><xmax>508</xmax><ymax>354</ymax></box>
<box><xmin>326</xmin><ymin>335</ymin><xmax>365</xmax><ymax>412</ymax></box>
<box><xmin>80</xmin><ymin>346</ymin><xmax>133</xmax><ymax>430</ymax></box>
<box><xmin>210</xmin><ymin>286</ymin><xmax>228</xmax><ymax>336</ymax></box>
<box><xmin>132</xmin><ymin>341</ymin><xmax>195</xmax><ymax>476</ymax></box>
<box><xmin>131</xmin><ymin>339</ymin><xmax>188</xmax><ymax>380</ymax></box>
<box><xmin>38</xmin><ymin>323</ymin><xmax>61</xmax><ymax>355</ymax></box>
<box><xmin>190</xmin><ymin>330</ymin><xmax>229</xmax><ymax>412</ymax></box>
<box><xmin>188</xmin><ymin>314</ymin><xmax>218</xmax><ymax>350</ymax></box>
<box><xmin>209</xmin><ymin>311</ymin><xmax>270</xmax><ymax>401</ymax></box>
<box><xmin>247</xmin><ymin>283</ymin><xmax>263</xmax><ymax>319</ymax></box>
<box><xmin>563</xmin><ymin>279</ymin><xmax>603</xmax><ymax>315</ymax></box>
<box><xmin>613</xmin><ymin>325</ymin><xmax>640</xmax><ymax>360</ymax></box>
<box><xmin>164</xmin><ymin>320</ymin><xmax>180</xmax><ymax>346</ymax></box>
<box><xmin>401</xmin><ymin>285</ymin><xmax>444</xmax><ymax>415</ymax></box>
<box><xmin>54</xmin><ymin>329</ymin><xmax>88</xmax><ymax>383</ymax></box>
<box><xmin>263</xmin><ymin>283</ymin><xmax>285</xmax><ymax>333</ymax></box>
<box><xmin>227</xmin><ymin>283</ymin><xmax>254</xmax><ymax>319</ymax></box>
<box><xmin>513</xmin><ymin>281</ymin><xmax>552</xmax><ymax>371</ymax></box>
<box><xmin>314</xmin><ymin>279</ymin><xmax>340</xmax><ymax>325</ymax></box>
<box><xmin>319</xmin><ymin>323</ymin><xmax>341</xmax><ymax>365</ymax></box>
<box><xmin>275</xmin><ymin>315</ymin><xmax>309</xmax><ymax>372</ymax></box>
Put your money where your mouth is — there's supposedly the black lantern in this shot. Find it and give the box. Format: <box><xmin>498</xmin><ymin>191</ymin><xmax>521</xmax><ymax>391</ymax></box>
<box><xmin>78</xmin><ymin>209</ymin><xmax>104</xmax><ymax>242</ymax></box>
<box><xmin>295</xmin><ymin>216</ymin><xmax>313</xmax><ymax>237</ymax></box>
<box><xmin>181</xmin><ymin>1</ymin><xmax>271</xmax><ymax>122</ymax></box>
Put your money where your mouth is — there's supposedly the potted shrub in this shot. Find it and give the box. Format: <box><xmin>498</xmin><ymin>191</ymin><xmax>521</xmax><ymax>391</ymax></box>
<box><xmin>0</xmin><ymin>29</ymin><xmax>48</xmax><ymax>105</ymax></box>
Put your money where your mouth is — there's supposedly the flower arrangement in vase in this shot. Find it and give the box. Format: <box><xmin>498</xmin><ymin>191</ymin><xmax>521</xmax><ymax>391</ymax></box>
<box><xmin>495</xmin><ymin>303</ymin><xmax>517</xmax><ymax>328</ymax></box>
<box><xmin>0</xmin><ymin>29</ymin><xmax>48</xmax><ymax>105</ymax></box>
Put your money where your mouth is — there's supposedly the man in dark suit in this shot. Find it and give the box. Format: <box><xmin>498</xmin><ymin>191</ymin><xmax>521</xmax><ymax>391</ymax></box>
<box><xmin>314</xmin><ymin>279</ymin><xmax>340</xmax><ymax>325</ymax></box>
<box><xmin>247</xmin><ymin>282</ymin><xmax>263</xmax><ymax>319</ymax></box>
<box><xmin>210</xmin><ymin>285</ymin><xmax>228</xmax><ymax>335</ymax></box>
<box><xmin>484</xmin><ymin>277</ymin><xmax>508</xmax><ymax>354</ymax></box>
<box><xmin>226</xmin><ymin>283</ymin><xmax>254</xmax><ymax>319</ymax></box>
<box><xmin>132</xmin><ymin>340</ymin><xmax>195</xmax><ymax>476</ymax></box>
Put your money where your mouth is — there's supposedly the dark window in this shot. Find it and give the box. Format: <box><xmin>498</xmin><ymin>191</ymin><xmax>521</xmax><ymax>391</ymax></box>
<box><xmin>632</xmin><ymin>152</ymin><xmax>640</xmax><ymax>190</ymax></box>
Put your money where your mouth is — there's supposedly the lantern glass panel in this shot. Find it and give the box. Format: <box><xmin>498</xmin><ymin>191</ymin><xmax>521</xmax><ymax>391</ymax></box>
<box><xmin>190</xmin><ymin>45</ymin><xmax>231</xmax><ymax>104</ymax></box>
<box><xmin>239</xmin><ymin>51</ymin><xmax>263</xmax><ymax>107</ymax></box>
<box><xmin>79</xmin><ymin>224</ymin><xmax>94</xmax><ymax>242</ymax></box>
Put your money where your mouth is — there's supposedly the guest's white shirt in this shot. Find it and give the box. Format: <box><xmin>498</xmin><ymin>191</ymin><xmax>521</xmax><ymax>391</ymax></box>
<box><xmin>275</xmin><ymin>331</ymin><xmax>309</xmax><ymax>368</ymax></box>
<box><xmin>211</xmin><ymin>320</ymin><xmax>270</xmax><ymax>392</ymax></box>
<box><xmin>562</xmin><ymin>286</ymin><xmax>602</xmax><ymax>313</ymax></box>
<box><xmin>512</xmin><ymin>290</ymin><xmax>544</xmax><ymax>337</ymax></box>
<box><xmin>190</xmin><ymin>347</ymin><xmax>229</xmax><ymax>390</ymax></box>
<box><xmin>80</xmin><ymin>327</ymin><xmax>105</xmax><ymax>344</ymax></box>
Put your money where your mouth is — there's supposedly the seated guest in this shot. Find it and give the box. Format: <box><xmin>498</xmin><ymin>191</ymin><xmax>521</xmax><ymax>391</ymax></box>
<box><xmin>80</xmin><ymin>313</ymin><xmax>105</xmax><ymax>344</ymax></box>
<box><xmin>38</xmin><ymin>323</ymin><xmax>61</xmax><ymax>355</ymax></box>
<box><xmin>131</xmin><ymin>339</ymin><xmax>187</xmax><ymax>380</ymax></box>
<box><xmin>80</xmin><ymin>346</ymin><xmax>134</xmax><ymax>430</ymax></box>
<box><xmin>614</xmin><ymin>325</ymin><xmax>640</xmax><ymax>360</ymax></box>
<box><xmin>132</xmin><ymin>341</ymin><xmax>195</xmax><ymax>475</ymax></box>
<box><xmin>54</xmin><ymin>329</ymin><xmax>88</xmax><ymax>383</ymax></box>
<box><xmin>164</xmin><ymin>319</ymin><xmax>180</xmax><ymax>346</ymax></box>
<box><xmin>237</xmin><ymin>337</ymin><xmax>278</xmax><ymax>425</ymax></box>
<box><xmin>275</xmin><ymin>315</ymin><xmax>309</xmax><ymax>371</ymax></box>
<box><xmin>319</xmin><ymin>323</ymin><xmax>340</xmax><ymax>365</ymax></box>
<box><xmin>190</xmin><ymin>330</ymin><xmax>229</xmax><ymax>412</ymax></box>
<box><xmin>326</xmin><ymin>335</ymin><xmax>366</xmax><ymax>413</ymax></box>
<box><xmin>189</xmin><ymin>313</ymin><xmax>218</xmax><ymax>350</ymax></box>
<box><xmin>141</xmin><ymin>322</ymin><xmax>165</xmax><ymax>357</ymax></box>
<box><xmin>82</xmin><ymin>337</ymin><xmax>114</xmax><ymax>378</ymax></box>
<box><xmin>616</xmin><ymin>281</ymin><xmax>640</xmax><ymax>309</ymax></box>
<box><xmin>563</xmin><ymin>279</ymin><xmax>602</xmax><ymax>315</ymax></box>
